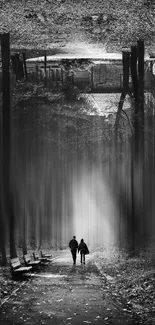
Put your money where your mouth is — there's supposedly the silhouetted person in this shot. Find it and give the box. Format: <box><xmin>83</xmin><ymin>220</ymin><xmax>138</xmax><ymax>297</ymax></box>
<box><xmin>69</xmin><ymin>236</ymin><xmax>78</xmax><ymax>265</ymax></box>
<box><xmin>78</xmin><ymin>239</ymin><xmax>89</xmax><ymax>265</ymax></box>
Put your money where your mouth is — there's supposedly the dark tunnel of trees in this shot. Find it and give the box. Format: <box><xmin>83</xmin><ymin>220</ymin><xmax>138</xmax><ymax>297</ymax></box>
<box><xmin>1</xmin><ymin>35</ymin><xmax>155</xmax><ymax>265</ymax></box>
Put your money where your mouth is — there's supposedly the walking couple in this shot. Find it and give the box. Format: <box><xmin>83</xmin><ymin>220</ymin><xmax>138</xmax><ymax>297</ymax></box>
<box><xmin>69</xmin><ymin>236</ymin><xmax>89</xmax><ymax>265</ymax></box>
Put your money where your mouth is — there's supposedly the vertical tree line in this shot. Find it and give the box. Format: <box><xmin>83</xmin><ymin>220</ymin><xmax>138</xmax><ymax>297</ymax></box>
<box><xmin>114</xmin><ymin>41</ymin><xmax>145</xmax><ymax>253</ymax></box>
<box><xmin>0</xmin><ymin>33</ymin><xmax>17</xmax><ymax>263</ymax></box>
<box><xmin>130</xmin><ymin>41</ymin><xmax>145</xmax><ymax>252</ymax></box>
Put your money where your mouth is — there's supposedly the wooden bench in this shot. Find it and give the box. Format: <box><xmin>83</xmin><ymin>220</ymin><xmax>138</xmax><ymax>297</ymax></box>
<box><xmin>11</xmin><ymin>257</ymin><xmax>32</xmax><ymax>277</ymax></box>
<box><xmin>41</xmin><ymin>251</ymin><xmax>52</xmax><ymax>259</ymax></box>
<box><xmin>23</xmin><ymin>254</ymin><xmax>41</xmax><ymax>267</ymax></box>
<box><xmin>33</xmin><ymin>252</ymin><xmax>49</xmax><ymax>265</ymax></box>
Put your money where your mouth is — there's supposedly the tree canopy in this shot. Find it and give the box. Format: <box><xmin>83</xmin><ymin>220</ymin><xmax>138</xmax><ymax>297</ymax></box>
<box><xmin>0</xmin><ymin>0</ymin><xmax>155</xmax><ymax>53</ymax></box>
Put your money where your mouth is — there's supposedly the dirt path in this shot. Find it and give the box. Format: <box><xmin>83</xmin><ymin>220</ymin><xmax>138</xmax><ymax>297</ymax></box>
<box><xmin>0</xmin><ymin>252</ymin><xmax>137</xmax><ymax>324</ymax></box>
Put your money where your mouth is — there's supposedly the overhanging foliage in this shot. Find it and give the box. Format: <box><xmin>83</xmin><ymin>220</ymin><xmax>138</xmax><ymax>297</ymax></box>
<box><xmin>0</xmin><ymin>0</ymin><xmax>155</xmax><ymax>52</ymax></box>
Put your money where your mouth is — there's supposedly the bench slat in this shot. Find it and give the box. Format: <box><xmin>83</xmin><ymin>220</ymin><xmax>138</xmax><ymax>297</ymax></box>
<box><xmin>28</xmin><ymin>260</ymin><xmax>40</xmax><ymax>265</ymax></box>
<box><xmin>14</xmin><ymin>266</ymin><xmax>32</xmax><ymax>272</ymax></box>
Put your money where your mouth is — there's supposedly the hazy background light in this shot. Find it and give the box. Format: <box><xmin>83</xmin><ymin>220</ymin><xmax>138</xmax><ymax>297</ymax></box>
<box><xmin>71</xmin><ymin>162</ymin><xmax>118</xmax><ymax>249</ymax></box>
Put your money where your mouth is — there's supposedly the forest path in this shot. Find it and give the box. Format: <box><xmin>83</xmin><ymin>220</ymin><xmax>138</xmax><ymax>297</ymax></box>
<box><xmin>0</xmin><ymin>251</ymin><xmax>137</xmax><ymax>325</ymax></box>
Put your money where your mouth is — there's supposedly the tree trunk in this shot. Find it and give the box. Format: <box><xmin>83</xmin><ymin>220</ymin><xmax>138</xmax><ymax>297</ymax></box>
<box><xmin>137</xmin><ymin>40</ymin><xmax>145</xmax><ymax>245</ymax></box>
<box><xmin>130</xmin><ymin>136</ymin><xmax>135</xmax><ymax>254</ymax></box>
<box><xmin>9</xmin><ymin>208</ymin><xmax>17</xmax><ymax>259</ymax></box>
<box><xmin>91</xmin><ymin>66</ymin><xmax>94</xmax><ymax>91</ymax></box>
<box><xmin>115</xmin><ymin>51</ymin><xmax>130</xmax><ymax>136</ymax></box>
<box><xmin>129</xmin><ymin>41</ymin><xmax>145</xmax><ymax>252</ymax></box>
<box><xmin>38</xmin><ymin>209</ymin><xmax>42</xmax><ymax>250</ymax></box>
<box><xmin>130</xmin><ymin>45</ymin><xmax>139</xmax><ymax>253</ymax></box>
<box><xmin>14</xmin><ymin>54</ymin><xmax>20</xmax><ymax>81</ymax></box>
<box><xmin>1</xmin><ymin>33</ymin><xmax>17</xmax><ymax>259</ymax></box>
<box><xmin>0</xmin><ymin>63</ymin><xmax>7</xmax><ymax>265</ymax></box>
<box><xmin>22</xmin><ymin>213</ymin><xmax>27</xmax><ymax>255</ymax></box>
<box><xmin>36</xmin><ymin>64</ymin><xmax>38</xmax><ymax>82</ymax></box>
<box><xmin>22</xmin><ymin>52</ymin><xmax>28</xmax><ymax>80</ymax></box>
<box><xmin>122</xmin><ymin>51</ymin><xmax>130</xmax><ymax>92</ymax></box>
<box><xmin>114</xmin><ymin>52</ymin><xmax>131</xmax><ymax>248</ymax></box>
<box><xmin>0</xmin><ymin>212</ymin><xmax>7</xmax><ymax>265</ymax></box>
<box><xmin>137</xmin><ymin>40</ymin><xmax>144</xmax><ymax>159</ymax></box>
<box><xmin>44</xmin><ymin>52</ymin><xmax>47</xmax><ymax>87</ymax></box>
<box><xmin>22</xmin><ymin>143</ymin><xmax>28</xmax><ymax>255</ymax></box>
<box><xmin>131</xmin><ymin>46</ymin><xmax>139</xmax><ymax>153</ymax></box>
<box><xmin>131</xmin><ymin>46</ymin><xmax>139</xmax><ymax>103</ymax></box>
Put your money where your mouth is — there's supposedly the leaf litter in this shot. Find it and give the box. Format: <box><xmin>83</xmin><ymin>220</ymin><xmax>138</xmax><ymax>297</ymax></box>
<box><xmin>92</xmin><ymin>244</ymin><xmax>155</xmax><ymax>325</ymax></box>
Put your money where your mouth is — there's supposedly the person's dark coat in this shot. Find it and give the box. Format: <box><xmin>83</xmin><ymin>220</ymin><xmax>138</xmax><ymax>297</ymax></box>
<box><xmin>69</xmin><ymin>238</ymin><xmax>78</xmax><ymax>251</ymax></box>
<box><xmin>78</xmin><ymin>241</ymin><xmax>89</xmax><ymax>255</ymax></box>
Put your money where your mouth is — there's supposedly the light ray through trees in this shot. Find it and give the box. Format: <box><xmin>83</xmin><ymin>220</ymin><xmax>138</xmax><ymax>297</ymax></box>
<box><xmin>71</xmin><ymin>163</ymin><xmax>118</xmax><ymax>249</ymax></box>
